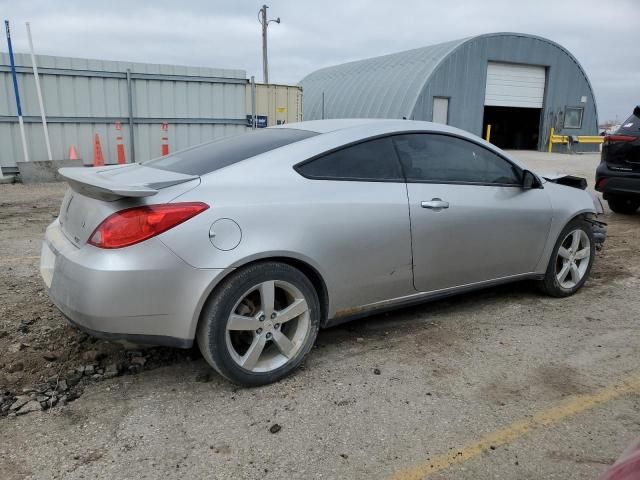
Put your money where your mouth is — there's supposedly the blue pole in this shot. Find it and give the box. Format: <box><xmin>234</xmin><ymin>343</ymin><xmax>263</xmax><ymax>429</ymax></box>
<box><xmin>4</xmin><ymin>19</ymin><xmax>29</xmax><ymax>161</ymax></box>
<box><xmin>5</xmin><ymin>20</ymin><xmax>22</xmax><ymax>116</ymax></box>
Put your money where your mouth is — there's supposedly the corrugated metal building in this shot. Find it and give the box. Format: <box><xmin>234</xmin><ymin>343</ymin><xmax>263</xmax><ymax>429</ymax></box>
<box><xmin>300</xmin><ymin>32</ymin><xmax>598</xmax><ymax>151</ymax></box>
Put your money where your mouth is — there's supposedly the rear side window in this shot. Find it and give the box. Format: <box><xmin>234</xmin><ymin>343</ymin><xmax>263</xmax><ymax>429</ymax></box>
<box><xmin>296</xmin><ymin>137</ymin><xmax>403</xmax><ymax>181</ymax></box>
<box><xmin>393</xmin><ymin>133</ymin><xmax>522</xmax><ymax>185</ymax></box>
<box><xmin>617</xmin><ymin>113</ymin><xmax>640</xmax><ymax>136</ymax></box>
<box><xmin>145</xmin><ymin>128</ymin><xmax>318</xmax><ymax>175</ymax></box>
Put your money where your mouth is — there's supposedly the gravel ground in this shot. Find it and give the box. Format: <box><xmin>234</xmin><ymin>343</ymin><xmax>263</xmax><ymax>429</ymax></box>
<box><xmin>1</xmin><ymin>152</ymin><xmax>640</xmax><ymax>479</ymax></box>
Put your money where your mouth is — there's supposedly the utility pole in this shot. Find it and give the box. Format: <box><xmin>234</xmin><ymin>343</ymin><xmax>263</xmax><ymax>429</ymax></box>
<box><xmin>259</xmin><ymin>4</ymin><xmax>280</xmax><ymax>84</ymax></box>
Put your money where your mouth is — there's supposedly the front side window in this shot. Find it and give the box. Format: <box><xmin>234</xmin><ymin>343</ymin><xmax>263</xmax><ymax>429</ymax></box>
<box><xmin>296</xmin><ymin>137</ymin><xmax>403</xmax><ymax>181</ymax></box>
<box><xmin>393</xmin><ymin>134</ymin><xmax>522</xmax><ymax>185</ymax></box>
<box><xmin>564</xmin><ymin>107</ymin><xmax>584</xmax><ymax>129</ymax></box>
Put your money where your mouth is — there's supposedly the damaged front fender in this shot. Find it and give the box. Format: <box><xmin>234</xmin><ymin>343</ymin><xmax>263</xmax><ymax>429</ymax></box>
<box><xmin>541</xmin><ymin>172</ymin><xmax>604</xmax><ymax>215</ymax></box>
<box><xmin>541</xmin><ymin>172</ymin><xmax>607</xmax><ymax>248</ymax></box>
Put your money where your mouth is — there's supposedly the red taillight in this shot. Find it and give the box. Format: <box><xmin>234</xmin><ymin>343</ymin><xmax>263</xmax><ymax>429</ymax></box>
<box><xmin>595</xmin><ymin>178</ymin><xmax>608</xmax><ymax>190</ymax></box>
<box><xmin>604</xmin><ymin>135</ymin><xmax>636</xmax><ymax>144</ymax></box>
<box><xmin>89</xmin><ymin>202</ymin><xmax>209</xmax><ymax>249</ymax></box>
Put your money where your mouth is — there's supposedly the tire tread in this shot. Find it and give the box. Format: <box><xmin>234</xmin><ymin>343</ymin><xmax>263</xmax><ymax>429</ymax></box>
<box><xmin>197</xmin><ymin>261</ymin><xmax>320</xmax><ymax>386</ymax></box>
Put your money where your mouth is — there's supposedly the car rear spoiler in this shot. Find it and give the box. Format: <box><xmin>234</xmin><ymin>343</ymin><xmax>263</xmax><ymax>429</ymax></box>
<box><xmin>58</xmin><ymin>165</ymin><xmax>198</xmax><ymax>201</ymax></box>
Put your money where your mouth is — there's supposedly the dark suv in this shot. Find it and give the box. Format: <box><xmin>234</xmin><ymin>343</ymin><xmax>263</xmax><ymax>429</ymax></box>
<box><xmin>596</xmin><ymin>106</ymin><xmax>640</xmax><ymax>214</ymax></box>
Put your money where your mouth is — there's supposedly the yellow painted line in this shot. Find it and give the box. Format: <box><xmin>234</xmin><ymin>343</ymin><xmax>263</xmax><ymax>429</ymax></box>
<box><xmin>391</xmin><ymin>375</ymin><xmax>640</xmax><ymax>480</ymax></box>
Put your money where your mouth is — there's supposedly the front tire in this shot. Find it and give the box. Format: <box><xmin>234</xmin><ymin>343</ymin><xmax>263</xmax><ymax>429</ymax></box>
<box><xmin>607</xmin><ymin>196</ymin><xmax>639</xmax><ymax>215</ymax></box>
<box><xmin>539</xmin><ymin>218</ymin><xmax>595</xmax><ymax>297</ymax></box>
<box><xmin>197</xmin><ymin>262</ymin><xmax>320</xmax><ymax>386</ymax></box>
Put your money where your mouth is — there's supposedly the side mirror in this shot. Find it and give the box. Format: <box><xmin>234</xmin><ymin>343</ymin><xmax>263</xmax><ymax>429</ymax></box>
<box><xmin>522</xmin><ymin>170</ymin><xmax>539</xmax><ymax>189</ymax></box>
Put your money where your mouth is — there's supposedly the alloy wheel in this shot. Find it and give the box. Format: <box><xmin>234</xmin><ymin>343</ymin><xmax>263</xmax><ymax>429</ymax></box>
<box><xmin>555</xmin><ymin>229</ymin><xmax>591</xmax><ymax>289</ymax></box>
<box><xmin>225</xmin><ymin>280</ymin><xmax>311</xmax><ymax>373</ymax></box>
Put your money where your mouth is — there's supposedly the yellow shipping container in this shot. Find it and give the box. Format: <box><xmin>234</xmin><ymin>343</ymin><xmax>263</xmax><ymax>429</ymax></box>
<box><xmin>246</xmin><ymin>83</ymin><xmax>303</xmax><ymax>127</ymax></box>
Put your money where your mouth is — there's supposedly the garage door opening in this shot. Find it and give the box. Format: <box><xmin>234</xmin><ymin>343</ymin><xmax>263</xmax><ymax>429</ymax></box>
<box><xmin>484</xmin><ymin>62</ymin><xmax>546</xmax><ymax>150</ymax></box>
<box><xmin>483</xmin><ymin>106</ymin><xmax>541</xmax><ymax>150</ymax></box>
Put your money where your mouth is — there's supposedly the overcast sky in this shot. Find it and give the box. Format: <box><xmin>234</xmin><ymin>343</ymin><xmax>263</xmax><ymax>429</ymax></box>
<box><xmin>1</xmin><ymin>0</ymin><xmax>638</xmax><ymax>122</ymax></box>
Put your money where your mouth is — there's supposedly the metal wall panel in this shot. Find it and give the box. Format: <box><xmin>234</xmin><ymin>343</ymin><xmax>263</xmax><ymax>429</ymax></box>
<box><xmin>0</xmin><ymin>53</ymin><xmax>248</xmax><ymax>170</ymax></box>
<box><xmin>300</xmin><ymin>39</ymin><xmax>464</xmax><ymax>120</ymax></box>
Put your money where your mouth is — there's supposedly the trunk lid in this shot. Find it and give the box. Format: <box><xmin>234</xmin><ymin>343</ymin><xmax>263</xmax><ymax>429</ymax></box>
<box><xmin>57</xmin><ymin>164</ymin><xmax>200</xmax><ymax>247</ymax></box>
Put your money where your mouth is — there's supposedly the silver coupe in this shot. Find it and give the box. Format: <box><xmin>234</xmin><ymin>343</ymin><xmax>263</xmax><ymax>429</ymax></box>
<box><xmin>41</xmin><ymin>119</ymin><xmax>605</xmax><ymax>385</ymax></box>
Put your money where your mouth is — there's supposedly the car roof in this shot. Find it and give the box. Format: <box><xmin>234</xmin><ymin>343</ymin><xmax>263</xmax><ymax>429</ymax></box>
<box><xmin>278</xmin><ymin>118</ymin><xmax>403</xmax><ymax>133</ymax></box>
<box><xmin>271</xmin><ymin>118</ymin><xmax>527</xmax><ymax>171</ymax></box>
<box><xmin>276</xmin><ymin>118</ymin><xmax>480</xmax><ymax>139</ymax></box>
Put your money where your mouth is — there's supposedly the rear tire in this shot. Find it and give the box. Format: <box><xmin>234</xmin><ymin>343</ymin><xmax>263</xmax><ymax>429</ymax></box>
<box><xmin>607</xmin><ymin>196</ymin><xmax>639</xmax><ymax>214</ymax></box>
<box><xmin>197</xmin><ymin>262</ymin><xmax>320</xmax><ymax>386</ymax></box>
<box><xmin>539</xmin><ymin>218</ymin><xmax>595</xmax><ymax>297</ymax></box>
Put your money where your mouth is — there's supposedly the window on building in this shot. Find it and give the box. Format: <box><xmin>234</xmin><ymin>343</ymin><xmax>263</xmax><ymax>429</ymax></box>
<box><xmin>563</xmin><ymin>107</ymin><xmax>584</xmax><ymax>129</ymax></box>
<box><xmin>296</xmin><ymin>137</ymin><xmax>403</xmax><ymax>181</ymax></box>
<box><xmin>393</xmin><ymin>133</ymin><xmax>522</xmax><ymax>185</ymax></box>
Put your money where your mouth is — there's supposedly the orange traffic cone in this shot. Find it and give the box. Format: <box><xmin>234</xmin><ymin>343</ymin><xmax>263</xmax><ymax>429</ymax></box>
<box><xmin>69</xmin><ymin>145</ymin><xmax>79</xmax><ymax>160</ymax></box>
<box><xmin>161</xmin><ymin>122</ymin><xmax>169</xmax><ymax>156</ymax></box>
<box><xmin>114</xmin><ymin>121</ymin><xmax>126</xmax><ymax>164</ymax></box>
<box><xmin>93</xmin><ymin>134</ymin><xmax>104</xmax><ymax>167</ymax></box>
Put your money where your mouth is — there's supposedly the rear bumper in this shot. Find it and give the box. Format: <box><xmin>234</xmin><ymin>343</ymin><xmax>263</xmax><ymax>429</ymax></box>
<box><xmin>41</xmin><ymin>219</ymin><xmax>228</xmax><ymax>347</ymax></box>
<box><xmin>595</xmin><ymin>163</ymin><xmax>640</xmax><ymax>198</ymax></box>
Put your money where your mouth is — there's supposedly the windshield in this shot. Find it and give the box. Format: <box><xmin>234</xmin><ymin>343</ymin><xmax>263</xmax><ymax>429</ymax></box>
<box><xmin>145</xmin><ymin>128</ymin><xmax>318</xmax><ymax>175</ymax></box>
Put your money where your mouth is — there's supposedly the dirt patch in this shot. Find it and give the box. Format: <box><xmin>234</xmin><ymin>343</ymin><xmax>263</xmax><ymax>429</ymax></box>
<box><xmin>532</xmin><ymin>364</ymin><xmax>590</xmax><ymax>397</ymax></box>
<box><xmin>0</xmin><ymin>183</ymin><xmax>197</xmax><ymax>417</ymax></box>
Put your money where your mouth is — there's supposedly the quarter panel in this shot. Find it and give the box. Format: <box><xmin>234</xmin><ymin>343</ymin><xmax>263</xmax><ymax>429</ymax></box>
<box><xmin>43</xmin><ymin>219</ymin><xmax>225</xmax><ymax>341</ymax></box>
<box><xmin>159</xmin><ymin>169</ymin><xmax>415</xmax><ymax>318</ymax></box>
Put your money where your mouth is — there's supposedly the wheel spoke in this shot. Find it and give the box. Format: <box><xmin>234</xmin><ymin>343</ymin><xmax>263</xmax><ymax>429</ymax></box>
<box><xmin>240</xmin><ymin>335</ymin><xmax>267</xmax><ymax>370</ymax></box>
<box><xmin>570</xmin><ymin>230</ymin><xmax>581</xmax><ymax>252</ymax></box>
<box><xmin>272</xmin><ymin>330</ymin><xmax>295</xmax><ymax>357</ymax></box>
<box><xmin>259</xmin><ymin>281</ymin><xmax>275</xmax><ymax>317</ymax></box>
<box><xmin>557</xmin><ymin>262</ymin><xmax>571</xmax><ymax>283</ymax></box>
<box><xmin>574</xmin><ymin>248</ymin><xmax>589</xmax><ymax>260</ymax></box>
<box><xmin>570</xmin><ymin>262</ymin><xmax>581</xmax><ymax>283</ymax></box>
<box><xmin>558</xmin><ymin>247</ymin><xmax>571</xmax><ymax>259</ymax></box>
<box><xmin>277</xmin><ymin>298</ymin><xmax>308</xmax><ymax>323</ymax></box>
<box><xmin>227</xmin><ymin>314</ymin><xmax>260</xmax><ymax>331</ymax></box>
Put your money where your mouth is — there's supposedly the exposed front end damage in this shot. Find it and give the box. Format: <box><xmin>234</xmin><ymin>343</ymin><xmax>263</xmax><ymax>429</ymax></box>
<box><xmin>541</xmin><ymin>173</ymin><xmax>607</xmax><ymax>250</ymax></box>
<box><xmin>585</xmin><ymin>215</ymin><xmax>607</xmax><ymax>251</ymax></box>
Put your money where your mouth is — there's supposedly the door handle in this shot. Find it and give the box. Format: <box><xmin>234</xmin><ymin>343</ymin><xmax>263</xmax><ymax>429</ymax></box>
<box><xmin>421</xmin><ymin>198</ymin><xmax>449</xmax><ymax>210</ymax></box>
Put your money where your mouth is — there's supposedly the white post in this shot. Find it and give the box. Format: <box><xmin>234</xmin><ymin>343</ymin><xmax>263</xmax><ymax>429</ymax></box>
<box><xmin>26</xmin><ymin>22</ymin><xmax>52</xmax><ymax>161</ymax></box>
<box><xmin>18</xmin><ymin>116</ymin><xmax>29</xmax><ymax>162</ymax></box>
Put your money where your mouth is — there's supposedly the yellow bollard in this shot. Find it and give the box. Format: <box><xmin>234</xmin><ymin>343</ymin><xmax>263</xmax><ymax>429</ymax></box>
<box><xmin>485</xmin><ymin>124</ymin><xmax>491</xmax><ymax>143</ymax></box>
<box><xmin>548</xmin><ymin>127</ymin><xmax>554</xmax><ymax>153</ymax></box>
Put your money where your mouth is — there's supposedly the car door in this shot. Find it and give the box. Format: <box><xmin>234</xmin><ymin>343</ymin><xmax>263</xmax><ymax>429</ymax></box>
<box><xmin>392</xmin><ymin>133</ymin><xmax>552</xmax><ymax>293</ymax></box>
<box><xmin>295</xmin><ymin>136</ymin><xmax>414</xmax><ymax>312</ymax></box>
